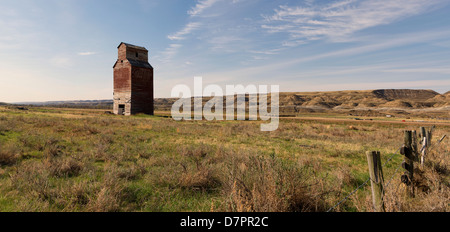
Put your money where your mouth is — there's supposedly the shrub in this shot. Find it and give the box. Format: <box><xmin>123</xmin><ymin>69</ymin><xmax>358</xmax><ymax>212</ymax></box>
<box><xmin>222</xmin><ymin>153</ymin><xmax>329</xmax><ymax>212</ymax></box>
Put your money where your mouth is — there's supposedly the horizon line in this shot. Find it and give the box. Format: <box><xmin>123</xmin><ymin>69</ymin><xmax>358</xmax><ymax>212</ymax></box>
<box><xmin>4</xmin><ymin>88</ymin><xmax>448</xmax><ymax>104</ymax></box>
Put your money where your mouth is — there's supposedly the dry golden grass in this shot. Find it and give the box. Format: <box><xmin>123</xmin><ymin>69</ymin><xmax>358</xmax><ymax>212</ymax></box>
<box><xmin>221</xmin><ymin>154</ymin><xmax>331</xmax><ymax>212</ymax></box>
<box><xmin>0</xmin><ymin>106</ymin><xmax>448</xmax><ymax>212</ymax></box>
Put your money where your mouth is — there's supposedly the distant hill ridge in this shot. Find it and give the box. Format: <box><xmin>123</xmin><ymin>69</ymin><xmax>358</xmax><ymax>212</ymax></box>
<box><xmin>276</xmin><ymin>89</ymin><xmax>447</xmax><ymax>109</ymax></box>
<box><xmin>6</xmin><ymin>89</ymin><xmax>449</xmax><ymax>110</ymax></box>
<box><xmin>372</xmin><ymin>89</ymin><xmax>439</xmax><ymax>101</ymax></box>
<box><xmin>155</xmin><ymin>89</ymin><xmax>449</xmax><ymax>111</ymax></box>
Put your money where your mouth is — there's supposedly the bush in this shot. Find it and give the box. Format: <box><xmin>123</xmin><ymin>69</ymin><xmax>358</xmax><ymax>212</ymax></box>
<box><xmin>222</xmin><ymin>153</ymin><xmax>329</xmax><ymax>212</ymax></box>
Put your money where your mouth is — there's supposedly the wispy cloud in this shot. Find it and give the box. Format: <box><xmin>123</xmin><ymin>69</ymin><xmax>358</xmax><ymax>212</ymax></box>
<box><xmin>262</xmin><ymin>0</ymin><xmax>446</xmax><ymax>46</ymax></box>
<box><xmin>162</xmin><ymin>0</ymin><xmax>224</xmax><ymax>62</ymax></box>
<box><xmin>159</xmin><ymin>44</ymin><xmax>183</xmax><ymax>63</ymax></box>
<box><xmin>208</xmin><ymin>35</ymin><xmax>243</xmax><ymax>52</ymax></box>
<box><xmin>168</xmin><ymin>22</ymin><xmax>202</xmax><ymax>40</ymax></box>
<box><xmin>188</xmin><ymin>0</ymin><xmax>221</xmax><ymax>17</ymax></box>
<box><xmin>77</xmin><ymin>51</ymin><xmax>97</xmax><ymax>56</ymax></box>
<box><xmin>198</xmin><ymin>29</ymin><xmax>450</xmax><ymax>84</ymax></box>
<box><xmin>248</xmin><ymin>48</ymin><xmax>283</xmax><ymax>55</ymax></box>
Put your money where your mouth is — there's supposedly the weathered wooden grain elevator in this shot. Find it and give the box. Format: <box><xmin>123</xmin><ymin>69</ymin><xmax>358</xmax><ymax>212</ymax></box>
<box><xmin>113</xmin><ymin>42</ymin><xmax>154</xmax><ymax>115</ymax></box>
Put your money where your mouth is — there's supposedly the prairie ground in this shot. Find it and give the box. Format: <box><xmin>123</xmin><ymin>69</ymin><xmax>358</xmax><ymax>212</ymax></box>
<box><xmin>0</xmin><ymin>106</ymin><xmax>448</xmax><ymax>212</ymax></box>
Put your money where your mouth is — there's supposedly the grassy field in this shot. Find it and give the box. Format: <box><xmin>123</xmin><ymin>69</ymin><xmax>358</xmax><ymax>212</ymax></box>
<box><xmin>0</xmin><ymin>106</ymin><xmax>448</xmax><ymax>212</ymax></box>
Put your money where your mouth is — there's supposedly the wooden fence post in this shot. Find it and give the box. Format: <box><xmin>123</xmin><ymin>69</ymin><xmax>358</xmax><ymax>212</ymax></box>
<box><xmin>401</xmin><ymin>131</ymin><xmax>414</xmax><ymax>197</ymax></box>
<box><xmin>366</xmin><ymin>151</ymin><xmax>385</xmax><ymax>212</ymax></box>
<box><xmin>426</xmin><ymin>129</ymin><xmax>432</xmax><ymax>148</ymax></box>
<box><xmin>412</xmin><ymin>130</ymin><xmax>418</xmax><ymax>162</ymax></box>
<box><xmin>420</xmin><ymin>127</ymin><xmax>426</xmax><ymax>140</ymax></box>
<box><xmin>419</xmin><ymin>126</ymin><xmax>434</xmax><ymax>167</ymax></box>
<box><xmin>420</xmin><ymin>127</ymin><xmax>427</xmax><ymax>166</ymax></box>
<box><xmin>421</xmin><ymin>134</ymin><xmax>427</xmax><ymax>167</ymax></box>
<box><xmin>430</xmin><ymin>125</ymin><xmax>435</xmax><ymax>140</ymax></box>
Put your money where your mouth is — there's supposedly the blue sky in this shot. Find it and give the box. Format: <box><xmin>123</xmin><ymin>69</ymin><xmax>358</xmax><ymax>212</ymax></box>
<box><xmin>1</xmin><ymin>0</ymin><xmax>450</xmax><ymax>102</ymax></box>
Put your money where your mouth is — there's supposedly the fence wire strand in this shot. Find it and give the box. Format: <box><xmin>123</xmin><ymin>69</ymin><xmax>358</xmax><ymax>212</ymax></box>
<box><xmin>326</xmin><ymin>133</ymin><xmax>445</xmax><ymax>212</ymax></box>
<box><xmin>326</xmin><ymin>178</ymin><xmax>371</xmax><ymax>212</ymax></box>
<box><xmin>326</xmin><ymin>146</ymin><xmax>402</xmax><ymax>212</ymax></box>
<box><xmin>384</xmin><ymin>164</ymin><xmax>403</xmax><ymax>189</ymax></box>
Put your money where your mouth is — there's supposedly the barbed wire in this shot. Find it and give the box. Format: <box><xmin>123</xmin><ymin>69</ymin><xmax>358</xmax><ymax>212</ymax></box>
<box><xmin>326</xmin><ymin>177</ymin><xmax>370</xmax><ymax>212</ymax></box>
<box><xmin>383</xmin><ymin>147</ymin><xmax>402</xmax><ymax>168</ymax></box>
<box><xmin>427</xmin><ymin>134</ymin><xmax>447</xmax><ymax>151</ymax></box>
<box><xmin>326</xmin><ymin>145</ymin><xmax>402</xmax><ymax>212</ymax></box>
<box><xmin>384</xmin><ymin>164</ymin><xmax>403</xmax><ymax>189</ymax></box>
<box><xmin>384</xmin><ymin>135</ymin><xmax>446</xmax><ymax>205</ymax></box>
<box><xmin>326</xmin><ymin>133</ymin><xmax>446</xmax><ymax>212</ymax></box>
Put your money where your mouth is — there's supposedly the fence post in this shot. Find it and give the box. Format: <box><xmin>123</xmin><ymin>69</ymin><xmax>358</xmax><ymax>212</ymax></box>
<box><xmin>412</xmin><ymin>130</ymin><xmax>418</xmax><ymax>162</ymax></box>
<box><xmin>420</xmin><ymin>127</ymin><xmax>426</xmax><ymax>140</ymax></box>
<box><xmin>430</xmin><ymin>125</ymin><xmax>435</xmax><ymax>139</ymax></box>
<box><xmin>419</xmin><ymin>126</ymin><xmax>434</xmax><ymax>167</ymax></box>
<box><xmin>366</xmin><ymin>151</ymin><xmax>385</xmax><ymax>212</ymax></box>
<box><xmin>426</xmin><ymin>129</ymin><xmax>433</xmax><ymax>148</ymax></box>
<box><xmin>420</xmin><ymin>127</ymin><xmax>427</xmax><ymax>166</ymax></box>
<box><xmin>401</xmin><ymin>131</ymin><xmax>414</xmax><ymax>197</ymax></box>
<box><xmin>421</xmin><ymin>134</ymin><xmax>427</xmax><ymax>167</ymax></box>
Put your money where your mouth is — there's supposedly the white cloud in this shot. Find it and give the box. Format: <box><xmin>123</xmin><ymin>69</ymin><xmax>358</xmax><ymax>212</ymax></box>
<box><xmin>168</xmin><ymin>22</ymin><xmax>201</xmax><ymax>40</ymax></box>
<box><xmin>208</xmin><ymin>35</ymin><xmax>243</xmax><ymax>51</ymax></box>
<box><xmin>248</xmin><ymin>48</ymin><xmax>283</xmax><ymax>55</ymax></box>
<box><xmin>162</xmin><ymin>0</ymin><xmax>222</xmax><ymax>62</ymax></box>
<box><xmin>188</xmin><ymin>0</ymin><xmax>221</xmax><ymax>17</ymax></box>
<box><xmin>78</xmin><ymin>52</ymin><xmax>97</xmax><ymax>56</ymax></box>
<box><xmin>158</xmin><ymin>44</ymin><xmax>183</xmax><ymax>63</ymax></box>
<box><xmin>196</xmin><ymin>29</ymin><xmax>450</xmax><ymax>84</ymax></box>
<box><xmin>262</xmin><ymin>0</ymin><xmax>446</xmax><ymax>45</ymax></box>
